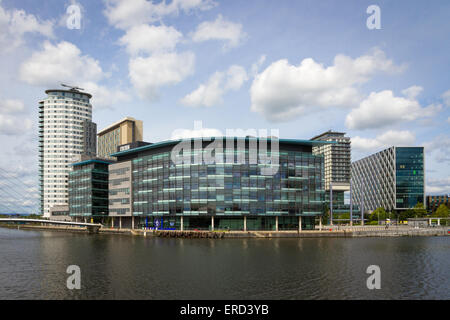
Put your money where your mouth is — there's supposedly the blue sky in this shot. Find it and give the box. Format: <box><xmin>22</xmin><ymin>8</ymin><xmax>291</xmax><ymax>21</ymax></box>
<box><xmin>0</xmin><ymin>0</ymin><xmax>449</xmax><ymax>212</ymax></box>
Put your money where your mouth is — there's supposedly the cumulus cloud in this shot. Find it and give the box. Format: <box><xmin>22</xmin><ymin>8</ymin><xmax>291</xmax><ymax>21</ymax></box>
<box><xmin>104</xmin><ymin>0</ymin><xmax>216</xmax><ymax>30</ymax></box>
<box><xmin>180</xmin><ymin>65</ymin><xmax>248</xmax><ymax>107</ymax></box>
<box><xmin>250</xmin><ymin>55</ymin><xmax>266</xmax><ymax>77</ymax></box>
<box><xmin>119</xmin><ymin>24</ymin><xmax>182</xmax><ymax>55</ymax></box>
<box><xmin>129</xmin><ymin>51</ymin><xmax>195</xmax><ymax>100</ymax></box>
<box><xmin>82</xmin><ymin>82</ymin><xmax>131</xmax><ymax>109</ymax></box>
<box><xmin>19</xmin><ymin>41</ymin><xmax>103</xmax><ymax>86</ymax></box>
<box><xmin>346</xmin><ymin>87</ymin><xmax>441</xmax><ymax>130</ymax></box>
<box><xmin>442</xmin><ymin>90</ymin><xmax>450</xmax><ymax>107</ymax></box>
<box><xmin>0</xmin><ymin>114</ymin><xmax>32</xmax><ymax>135</ymax></box>
<box><xmin>19</xmin><ymin>41</ymin><xmax>129</xmax><ymax>108</ymax></box>
<box><xmin>191</xmin><ymin>14</ymin><xmax>246</xmax><ymax>49</ymax></box>
<box><xmin>0</xmin><ymin>97</ymin><xmax>32</xmax><ymax>136</ymax></box>
<box><xmin>351</xmin><ymin>130</ymin><xmax>416</xmax><ymax>153</ymax></box>
<box><xmin>424</xmin><ymin>134</ymin><xmax>450</xmax><ymax>163</ymax></box>
<box><xmin>0</xmin><ymin>99</ymin><xmax>25</xmax><ymax>113</ymax></box>
<box><xmin>250</xmin><ymin>48</ymin><xmax>403</xmax><ymax>122</ymax></box>
<box><xmin>0</xmin><ymin>3</ymin><xmax>54</xmax><ymax>52</ymax></box>
<box><xmin>426</xmin><ymin>177</ymin><xmax>450</xmax><ymax>195</ymax></box>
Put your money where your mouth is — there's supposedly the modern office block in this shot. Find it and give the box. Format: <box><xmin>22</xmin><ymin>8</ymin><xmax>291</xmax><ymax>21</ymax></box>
<box><xmin>39</xmin><ymin>87</ymin><xmax>96</xmax><ymax>217</ymax></box>
<box><xmin>351</xmin><ymin>147</ymin><xmax>425</xmax><ymax>212</ymax></box>
<box><xmin>110</xmin><ymin>137</ymin><xmax>328</xmax><ymax>230</ymax></box>
<box><xmin>97</xmin><ymin>117</ymin><xmax>143</xmax><ymax>159</ymax></box>
<box><xmin>68</xmin><ymin>158</ymin><xmax>114</xmax><ymax>222</ymax></box>
<box><xmin>426</xmin><ymin>195</ymin><xmax>449</xmax><ymax>212</ymax></box>
<box><xmin>311</xmin><ymin>131</ymin><xmax>351</xmax><ymax>213</ymax></box>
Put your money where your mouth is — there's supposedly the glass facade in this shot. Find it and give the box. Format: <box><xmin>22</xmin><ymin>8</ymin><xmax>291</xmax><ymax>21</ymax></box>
<box><xmin>395</xmin><ymin>147</ymin><xmax>424</xmax><ymax>209</ymax></box>
<box><xmin>352</xmin><ymin>146</ymin><xmax>425</xmax><ymax>212</ymax></box>
<box><xmin>68</xmin><ymin>160</ymin><xmax>111</xmax><ymax>219</ymax></box>
<box><xmin>113</xmin><ymin>138</ymin><xmax>325</xmax><ymax>230</ymax></box>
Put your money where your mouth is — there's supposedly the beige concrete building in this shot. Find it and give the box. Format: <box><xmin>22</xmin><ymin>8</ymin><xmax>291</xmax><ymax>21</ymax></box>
<box><xmin>97</xmin><ymin>117</ymin><xmax>143</xmax><ymax>159</ymax></box>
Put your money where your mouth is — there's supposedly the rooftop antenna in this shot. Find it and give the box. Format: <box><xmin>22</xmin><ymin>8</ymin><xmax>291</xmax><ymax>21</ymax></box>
<box><xmin>61</xmin><ymin>83</ymin><xmax>84</xmax><ymax>91</ymax></box>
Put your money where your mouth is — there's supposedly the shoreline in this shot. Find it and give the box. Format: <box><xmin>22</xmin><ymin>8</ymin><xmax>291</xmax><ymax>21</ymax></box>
<box><xmin>1</xmin><ymin>224</ymin><xmax>449</xmax><ymax>238</ymax></box>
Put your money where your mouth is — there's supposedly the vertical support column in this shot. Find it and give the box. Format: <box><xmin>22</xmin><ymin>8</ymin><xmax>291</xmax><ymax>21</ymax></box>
<box><xmin>319</xmin><ymin>217</ymin><xmax>322</xmax><ymax>231</ymax></box>
<box><xmin>298</xmin><ymin>216</ymin><xmax>302</xmax><ymax>232</ymax></box>
<box><xmin>330</xmin><ymin>182</ymin><xmax>333</xmax><ymax>226</ymax></box>
<box><xmin>438</xmin><ymin>219</ymin><xmax>441</xmax><ymax>226</ymax></box>
<box><xmin>429</xmin><ymin>218</ymin><xmax>432</xmax><ymax>226</ymax></box>
<box><xmin>349</xmin><ymin>179</ymin><xmax>353</xmax><ymax>226</ymax></box>
<box><xmin>275</xmin><ymin>216</ymin><xmax>279</xmax><ymax>232</ymax></box>
<box><xmin>361</xmin><ymin>185</ymin><xmax>365</xmax><ymax>226</ymax></box>
<box><xmin>111</xmin><ymin>217</ymin><xmax>114</xmax><ymax>228</ymax></box>
<box><xmin>180</xmin><ymin>216</ymin><xmax>184</xmax><ymax>231</ymax></box>
<box><xmin>243</xmin><ymin>216</ymin><xmax>247</xmax><ymax>232</ymax></box>
<box><xmin>132</xmin><ymin>216</ymin><xmax>135</xmax><ymax>229</ymax></box>
<box><xmin>211</xmin><ymin>216</ymin><xmax>214</xmax><ymax>231</ymax></box>
<box><xmin>84</xmin><ymin>217</ymin><xmax>87</xmax><ymax>223</ymax></box>
<box><xmin>119</xmin><ymin>217</ymin><xmax>122</xmax><ymax>229</ymax></box>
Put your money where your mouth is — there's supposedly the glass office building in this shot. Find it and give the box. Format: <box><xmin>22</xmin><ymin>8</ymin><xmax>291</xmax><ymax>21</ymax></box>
<box><xmin>110</xmin><ymin>137</ymin><xmax>327</xmax><ymax>231</ymax></box>
<box><xmin>351</xmin><ymin>146</ymin><xmax>425</xmax><ymax>213</ymax></box>
<box><xmin>68</xmin><ymin>159</ymin><xmax>113</xmax><ymax>222</ymax></box>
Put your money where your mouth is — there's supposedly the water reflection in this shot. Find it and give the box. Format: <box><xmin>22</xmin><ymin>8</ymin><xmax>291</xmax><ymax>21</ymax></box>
<box><xmin>0</xmin><ymin>227</ymin><xmax>449</xmax><ymax>300</ymax></box>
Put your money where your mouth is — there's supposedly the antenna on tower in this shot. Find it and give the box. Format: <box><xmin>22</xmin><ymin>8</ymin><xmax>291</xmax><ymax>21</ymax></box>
<box><xmin>61</xmin><ymin>83</ymin><xmax>85</xmax><ymax>91</ymax></box>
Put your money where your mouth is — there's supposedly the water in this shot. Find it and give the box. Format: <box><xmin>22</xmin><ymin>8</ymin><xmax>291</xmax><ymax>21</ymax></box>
<box><xmin>0</xmin><ymin>227</ymin><xmax>449</xmax><ymax>300</ymax></box>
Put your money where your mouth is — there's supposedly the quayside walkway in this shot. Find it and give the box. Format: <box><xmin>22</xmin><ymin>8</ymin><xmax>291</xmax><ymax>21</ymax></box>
<box><xmin>0</xmin><ymin>218</ymin><xmax>102</xmax><ymax>234</ymax></box>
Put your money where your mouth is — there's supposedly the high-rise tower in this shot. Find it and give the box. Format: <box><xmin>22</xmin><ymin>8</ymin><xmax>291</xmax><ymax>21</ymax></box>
<box><xmin>39</xmin><ymin>86</ymin><xmax>96</xmax><ymax>217</ymax></box>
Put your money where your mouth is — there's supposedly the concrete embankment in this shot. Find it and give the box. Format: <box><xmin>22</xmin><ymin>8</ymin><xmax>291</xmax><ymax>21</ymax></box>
<box><xmin>2</xmin><ymin>224</ymin><xmax>448</xmax><ymax>238</ymax></box>
<box><xmin>135</xmin><ymin>227</ymin><xmax>450</xmax><ymax>238</ymax></box>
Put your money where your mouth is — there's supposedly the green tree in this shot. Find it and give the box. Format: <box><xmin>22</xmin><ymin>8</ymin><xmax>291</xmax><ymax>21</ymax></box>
<box><xmin>433</xmin><ymin>204</ymin><xmax>450</xmax><ymax>217</ymax></box>
<box><xmin>413</xmin><ymin>202</ymin><xmax>427</xmax><ymax>218</ymax></box>
<box><xmin>370</xmin><ymin>207</ymin><xmax>387</xmax><ymax>222</ymax></box>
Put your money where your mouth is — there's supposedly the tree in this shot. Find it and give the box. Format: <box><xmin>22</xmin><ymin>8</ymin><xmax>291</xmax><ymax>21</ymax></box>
<box><xmin>370</xmin><ymin>207</ymin><xmax>387</xmax><ymax>222</ymax></box>
<box><xmin>434</xmin><ymin>204</ymin><xmax>450</xmax><ymax>217</ymax></box>
<box><xmin>412</xmin><ymin>202</ymin><xmax>427</xmax><ymax>218</ymax></box>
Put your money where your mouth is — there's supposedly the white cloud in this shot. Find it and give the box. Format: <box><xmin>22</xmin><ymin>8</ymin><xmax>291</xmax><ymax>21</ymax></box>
<box><xmin>0</xmin><ymin>3</ymin><xmax>54</xmax><ymax>52</ymax></box>
<box><xmin>0</xmin><ymin>114</ymin><xmax>32</xmax><ymax>135</ymax></box>
<box><xmin>19</xmin><ymin>41</ymin><xmax>103</xmax><ymax>86</ymax></box>
<box><xmin>104</xmin><ymin>0</ymin><xmax>217</xmax><ymax>30</ymax></box>
<box><xmin>424</xmin><ymin>134</ymin><xmax>450</xmax><ymax>163</ymax></box>
<box><xmin>447</xmin><ymin>117</ymin><xmax>450</xmax><ymax>124</ymax></box>
<box><xmin>225</xmin><ymin>65</ymin><xmax>248</xmax><ymax>90</ymax></box>
<box><xmin>250</xmin><ymin>48</ymin><xmax>403</xmax><ymax>122</ymax></box>
<box><xmin>129</xmin><ymin>51</ymin><xmax>195</xmax><ymax>100</ymax></box>
<box><xmin>0</xmin><ymin>99</ymin><xmax>25</xmax><ymax>113</ymax></box>
<box><xmin>250</xmin><ymin>55</ymin><xmax>266</xmax><ymax>77</ymax></box>
<box><xmin>191</xmin><ymin>14</ymin><xmax>246</xmax><ymax>49</ymax></box>
<box><xmin>82</xmin><ymin>82</ymin><xmax>130</xmax><ymax>109</ymax></box>
<box><xmin>442</xmin><ymin>90</ymin><xmax>450</xmax><ymax>107</ymax></box>
<box><xmin>119</xmin><ymin>24</ymin><xmax>182</xmax><ymax>55</ymax></box>
<box><xmin>426</xmin><ymin>177</ymin><xmax>450</xmax><ymax>195</ymax></box>
<box><xmin>0</xmin><ymin>97</ymin><xmax>32</xmax><ymax>136</ymax></box>
<box><xmin>346</xmin><ymin>87</ymin><xmax>441</xmax><ymax>130</ymax></box>
<box><xmin>180</xmin><ymin>65</ymin><xmax>248</xmax><ymax>107</ymax></box>
<box><xmin>19</xmin><ymin>41</ymin><xmax>129</xmax><ymax>108</ymax></box>
<box><xmin>352</xmin><ymin>130</ymin><xmax>416</xmax><ymax>153</ymax></box>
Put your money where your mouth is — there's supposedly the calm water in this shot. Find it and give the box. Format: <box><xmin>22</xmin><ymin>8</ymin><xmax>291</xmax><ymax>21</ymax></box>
<box><xmin>0</xmin><ymin>227</ymin><xmax>449</xmax><ymax>300</ymax></box>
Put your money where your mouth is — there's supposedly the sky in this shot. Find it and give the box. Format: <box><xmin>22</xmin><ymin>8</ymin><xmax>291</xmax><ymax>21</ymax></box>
<box><xmin>0</xmin><ymin>0</ymin><xmax>449</xmax><ymax>213</ymax></box>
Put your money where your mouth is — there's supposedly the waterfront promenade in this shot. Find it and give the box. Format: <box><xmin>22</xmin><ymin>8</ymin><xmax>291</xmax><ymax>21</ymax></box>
<box><xmin>2</xmin><ymin>223</ymin><xmax>448</xmax><ymax>238</ymax></box>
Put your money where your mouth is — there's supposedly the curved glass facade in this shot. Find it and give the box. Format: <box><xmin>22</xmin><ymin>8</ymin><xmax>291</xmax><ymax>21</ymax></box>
<box><xmin>113</xmin><ymin>138</ymin><xmax>326</xmax><ymax>231</ymax></box>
